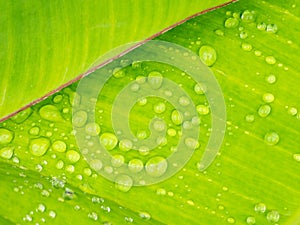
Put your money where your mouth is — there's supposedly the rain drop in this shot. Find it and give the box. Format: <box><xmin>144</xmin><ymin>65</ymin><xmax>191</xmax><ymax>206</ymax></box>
<box><xmin>39</xmin><ymin>105</ymin><xmax>63</xmax><ymax>122</ymax></box>
<box><xmin>148</xmin><ymin>71</ymin><xmax>163</xmax><ymax>89</ymax></box>
<box><xmin>145</xmin><ymin>157</ymin><xmax>168</xmax><ymax>177</ymax></box>
<box><xmin>199</xmin><ymin>45</ymin><xmax>217</xmax><ymax>66</ymax></box>
<box><xmin>264</xmin><ymin>132</ymin><xmax>279</xmax><ymax>145</ymax></box>
<box><xmin>29</xmin><ymin>137</ymin><xmax>50</xmax><ymax>156</ymax></box>
<box><xmin>115</xmin><ymin>174</ymin><xmax>133</xmax><ymax>192</ymax></box>
<box><xmin>100</xmin><ymin>133</ymin><xmax>118</xmax><ymax>150</ymax></box>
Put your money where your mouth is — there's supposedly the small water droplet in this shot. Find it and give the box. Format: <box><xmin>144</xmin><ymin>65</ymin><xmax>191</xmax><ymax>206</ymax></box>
<box><xmin>153</xmin><ymin>119</ymin><xmax>166</xmax><ymax>132</ymax></box>
<box><xmin>156</xmin><ymin>188</ymin><xmax>166</xmax><ymax>195</ymax></box>
<box><xmin>185</xmin><ymin>138</ymin><xmax>199</xmax><ymax>149</ymax></box>
<box><xmin>10</xmin><ymin>107</ymin><xmax>33</xmax><ymax>124</ymax></box>
<box><xmin>265</xmin><ymin>74</ymin><xmax>277</xmax><ymax>84</ymax></box>
<box><xmin>266</xmin><ymin>24</ymin><xmax>278</xmax><ymax>33</ymax></box>
<box><xmin>52</xmin><ymin>140</ymin><xmax>67</xmax><ymax>153</ymax></box>
<box><xmin>264</xmin><ymin>132</ymin><xmax>279</xmax><ymax>145</ymax></box>
<box><xmin>241</xmin><ymin>10</ymin><xmax>256</xmax><ymax>23</ymax></box>
<box><xmin>241</xmin><ymin>43</ymin><xmax>253</xmax><ymax>51</ymax></box>
<box><xmin>29</xmin><ymin>137</ymin><xmax>50</xmax><ymax>156</ymax></box>
<box><xmin>0</xmin><ymin>128</ymin><xmax>14</xmax><ymax>145</ymax></box>
<box><xmin>85</xmin><ymin>123</ymin><xmax>101</xmax><ymax>136</ymax></box>
<box><xmin>214</xmin><ymin>29</ymin><xmax>224</xmax><ymax>36</ymax></box>
<box><xmin>239</xmin><ymin>31</ymin><xmax>248</xmax><ymax>39</ymax></box>
<box><xmin>257</xmin><ymin>22</ymin><xmax>266</xmax><ymax>30</ymax></box>
<box><xmin>245</xmin><ymin>114</ymin><xmax>255</xmax><ymax>122</ymax></box>
<box><xmin>293</xmin><ymin>153</ymin><xmax>300</xmax><ymax>162</ymax></box>
<box><xmin>56</xmin><ymin>160</ymin><xmax>64</xmax><ymax>169</ymax></box>
<box><xmin>148</xmin><ymin>71</ymin><xmax>163</xmax><ymax>89</ymax></box>
<box><xmin>265</xmin><ymin>56</ymin><xmax>276</xmax><ymax>65</ymax></box>
<box><xmin>73</xmin><ymin>110</ymin><xmax>87</xmax><ymax>127</ymax></box>
<box><xmin>139</xmin><ymin>211</ymin><xmax>151</xmax><ymax>220</ymax></box>
<box><xmin>139</xmin><ymin>146</ymin><xmax>150</xmax><ymax>156</ymax></box>
<box><xmin>154</xmin><ymin>102</ymin><xmax>166</xmax><ymax>114</ymax></box>
<box><xmin>194</xmin><ymin>83</ymin><xmax>207</xmax><ymax>95</ymax></box>
<box><xmin>254</xmin><ymin>50</ymin><xmax>262</xmax><ymax>56</ymax></box>
<box><xmin>66</xmin><ymin>150</ymin><xmax>80</xmax><ymax>163</ymax></box>
<box><xmin>128</xmin><ymin>159</ymin><xmax>144</xmax><ymax>173</ymax></box>
<box><xmin>100</xmin><ymin>133</ymin><xmax>118</xmax><ymax>150</ymax></box>
<box><xmin>246</xmin><ymin>216</ymin><xmax>256</xmax><ymax>224</ymax></box>
<box><xmin>29</xmin><ymin>126</ymin><xmax>40</xmax><ymax>136</ymax></box>
<box><xmin>130</xmin><ymin>83</ymin><xmax>140</xmax><ymax>92</ymax></box>
<box><xmin>135</xmin><ymin>75</ymin><xmax>146</xmax><ymax>84</ymax></box>
<box><xmin>37</xmin><ymin>203</ymin><xmax>46</xmax><ymax>213</ymax></box>
<box><xmin>49</xmin><ymin>210</ymin><xmax>56</xmax><ymax>218</ymax></box>
<box><xmin>227</xmin><ymin>217</ymin><xmax>235</xmax><ymax>224</ymax></box>
<box><xmin>171</xmin><ymin>110</ymin><xmax>183</xmax><ymax>125</ymax></box>
<box><xmin>287</xmin><ymin>107</ymin><xmax>298</xmax><ymax>116</ymax></box>
<box><xmin>197</xmin><ymin>105</ymin><xmax>210</xmax><ymax>115</ymax></box>
<box><xmin>199</xmin><ymin>45</ymin><xmax>217</xmax><ymax>66</ymax></box>
<box><xmin>138</xmin><ymin>97</ymin><xmax>147</xmax><ymax>106</ymax></box>
<box><xmin>266</xmin><ymin>210</ymin><xmax>280</xmax><ymax>222</ymax></box>
<box><xmin>0</xmin><ymin>146</ymin><xmax>14</xmax><ymax>159</ymax></box>
<box><xmin>224</xmin><ymin>17</ymin><xmax>239</xmax><ymax>28</ymax></box>
<box><xmin>258</xmin><ymin>104</ymin><xmax>271</xmax><ymax>117</ymax></box>
<box><xmin>113</xmin><ymin>67</ymin><xmax>125</xmax><ymax>78</ymax></box>
<box><xmin>115</xmin><ymin>174</ymin><xmax>133</xmax><ymax>192</ymax></box>
<box><xmin>88</xmin><ymin>211</ymin><xmax>98</xmax><ymax>221</ymax></box>
<box><xmin>179</xmin><ymin>96</ymin><xmax>190</xmax><ymax>106</ymax></box>
<box><xmin>145</xmin><ymin>157</ymin><xmax>168</xmax><ymax>177</ymax></box>
<box><xmin>111</xmin><ymin>154</ymin><xmax>125</xmax><ymax>167</ymax></box>
<box><xmin>119</xmin><ymin>139</ymin><xmax>133</xmax><ymax>151</ymax></box>
<box><xmin>254</xmin><ymin>202</ymin><xmax>267</xmax><ymax>213</ymax></box>
<box><xmin>39</xmin><ymin>105</ymin><xmax>63</xmax><ymax>122</ymax></box>
<box><xmin>136</xmin><ymin>130</ymin><xmax>148</xmax><ymax>139</ymax></box>
<box><xmin>262</xmin><ymin>93</ymin><xmax>274</xmax><ymax>103</ymax></box>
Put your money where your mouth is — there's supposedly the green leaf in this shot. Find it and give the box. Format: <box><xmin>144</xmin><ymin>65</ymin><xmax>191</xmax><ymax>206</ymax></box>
<box><xmin>0</xmin><ymin>0</ymin><xmax>231</xmax><ymax>120</ymax></box>
<box><xmin>1</xmin><ymin>0</ymin><xmax>300</xmax><ymax>224</ymax></box>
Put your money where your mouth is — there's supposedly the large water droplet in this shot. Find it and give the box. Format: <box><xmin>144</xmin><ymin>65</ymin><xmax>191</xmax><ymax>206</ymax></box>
<box><xmin>73</xmin><ymin>110</ymin><xmax>88</xmax><ymax>127</ymax></box>
<box><xmin>266</xmin><ymin>24</ymin><xmax>278</xmax><ymax>33</ymax></box>
<box><xmin>185</xmin><ymin>137</ymin><xmax>199</xmax><ymax>149</ymax></box>
<box><xmin>128</xmin><ymin>159</ymin><xmax>144</xmax><ymax>173</ymax></box>
<box><xmin>262</xmin><ymin>93</ymin><xmax>274</xmax><ymax>103</ymax></box>
<box><xmin>246</xmin><ymin>216</ymin><xmax>256</xmax><ymax>224</ymax></box>
<box><xmin>265</xmin><ymin>74</ymin><xmax>277</xmax><ymax>84</ymax></box>
<box><xmin>148</xmin><ymin>71</ymin><xmax>163</xmax><ymax>89</ymax></box>
<box><xmin>194</xmin><ymin>83</ymin><xmax>207</xmax><ymax>95</ymax></box>
<box><xmin>66</xmin><ymin>150</ymin><xmax>81</xmax><ymax>163</ymax></box>
<box><xmin>100</xmin><ymin>133</ymin><xmax>118</xmax><ymax>150</ymax></box>
<box><xmin>224</xmin><ymin>17</ymin><xmax>239</xmax><ymax>28</ymax></box>
<box><xmin>0</xmin><ymin>128</ymin><xmax>14</xmax><ymax>145</ymax></box>
<box><xmin>265</xmin><ymin>56</ymin><xmax>276</xmax><ymax>65</ymax></box>
<box><xmin>39</xmin><ymin>105</ymin><xmax>63</xmax><ymax>122</ymax></box>
<box><xmin>197</xmin><ymin>105</ymin><xmax>210</xmax><ymax>115</ymax></box>
<box><xmin>266</xmin><ymin>210</ymin><xmax>280</xmax><ymax>222</ymax></box>
<box><xmin>258</xmin><ymin>104</ymin><xmax>271</xmax><ymax>117</ymax></box>
<box><xmin>264</xmin><ymin>132</ymin><xmax>279</xmax><ymax>145</ymax></box>
<box><xmin>153</xmin><ymin>119</ymin><xmax>166</xmax><ymax>132</ymax></box>
<box><xmin>199</xmin><ymin>45</ymin><xmax>217</xmax><ymax>66</ymax></box>
<box><xmin>119</xmin><ymin>139</ymin><xmax>133</xmax><ymax>152</ymax></box>
<box><xmin>115</xmin><ymin>174</ymin><xmax>133</xmax><ymax>192</ymax></box>
<box><xmin>256</xmin><ymin>22</ymin><xmax>266</xmax><ymax>30</ymax></box>
<box><xmin>10</xmin><ymin>107</ymin><xmax>33</xmax><ymax>124</ymax></box>
<box><xmin>29</xmin><ymin>126</ymin><xmax>40</xmax><ymax>136</ymax></box>
<box><xmin>145</xmin><ymin>157</ymin><xmax>168</xmax><ymax>177</ymax></box>
<box><xmin>0</xmin><ymin>146</ymin><xmax>14</xmax><ymax>159</ymax></box>
<box><xmin>111</xmin><ymin>154</ymin><xmax>125</xmax><ymax>167</ymax></box>
<box><xmin>29</xmin><ymin>137</ymin><xmax>50</xmax><ymax>156</ymax></box>
<box><xmin>154</xmin><ymin>102</ymin><xmax>166</xmax><ymax>114</ymax></box>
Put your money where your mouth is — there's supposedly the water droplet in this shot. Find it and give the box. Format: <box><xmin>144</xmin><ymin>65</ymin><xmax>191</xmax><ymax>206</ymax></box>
<box><xmin>265</xmin><ymin>56</ymin><xmax>276</xmax><ymax>65</ymax></box>
<box><xmin>254</xmin><ymin>203</ymin><xmax>267</xmax><ymax>213</ymax></box>
<box><xmin>245</xmin><ymin>114</ymin><xmax>255</xmax><ymax>122</ymax></box>
<box><xmin>88</xmin><ymin>212</ymin><xmax>98</xmax><ymax>221</ymax></box>
<box><xmin>224</xmin><ymin>17</ymin><xmax>239</xmax><ymax>28</ymax></box>
<box><xmin>266</xmin><ymin>24</ymin><xmax>278</xmax><ymax>33</ymax></box>
<box><xmin>266</xmin><ymin>210</ymin><xmax>280</xmax><ymax>223</ymax></box>
<box><xmin>265</xmin><ymin>74</ymin><xmax>277</xmax><ymax>84</ymax></box>
<box><xmin>153</xmin><ymin>119</ymin><xmax>166</xmax><ymax>132</ymax></box>
<box><xmin>171</xmin><ymin>110</ymin><xmax>183</xmax><ymax>125</ymax></box>
<box><xmin>119</xmin><ymin>139</ymin><xmax>133</xmax><ymax>151</ymax></box>
<box><xmin>139</xmin><ymin>211</ymin><xmax>151</xmax><ymax>220</ymax></box>
<box><xmin>39</xmin><ymin>105</ymin><xmax>63</xmax><ymax>122</ymax></box>
<box><xmin>258</xmin><ymin>104</ymin><xmax>271</xmax><ymax>117</ymax></box>
<box><xmin>145</xmin><ymin>157</ymin><xmax>168</xmax><ymax>177</ymax></box>
<box><xmin>241</xmin><ymin>10</ymin><xmax>256</xmax><ymax>23</ymax></box>
<box><xmin>136</xmin><ymin>130</ymin><xmax>148</xmax><ymax>139</ymax></box>
<box><xmin>139</xmin><ymin>146</ymin><xmax>150</xmax><ymax>156</ymax></box>
<box><xmin>197</xmin><ymin>105</ymin><xmax>210</xmax><ymax>115</ymax></box>
<box><xmin>246</xmin><ymin>216</ymin><xmax>256</xmax><ymax>224</ymax></box>
<box><xmin>199</xmin><ymin>45</ymin><xmax>217</xmax><ymax>66</ymax></box>
<box><xmin>52</xmin><ymin>140</ymin><xmax>67</xmax><ymax>152</ymax></box>
<box><xmin>0</xmin><ymin>128</ymin><xmax>14</xmax><ymax>145</ymax></box>
<box><xmin>167</xmin><ymin>128</ymin><xmax>177</xmax><ymax>137</ymax></box>
<box><xmin>287</xmin><ymin>107</ymin><xmax>297</xmax><ymax>116</ymax></box>
<box><xmin>113</xmin><ymin>67</ymin><xmax>125</xmax><ymax>78</ymax></box>
<box><xmin>73</xmin><ymin>110</ymin><xmax>88</xmax><ymax>127</ymax></box>
<box><xmin>239</xmin><ymin>31</ymin><xmax>248</xmax><ymax>39</ymax></box>
<box><xmin>10</xmin><ymin>107</ymin><xmax>33</xmax><ymax>123</ymax></box>
<box><xmin>138</xmin><ymin>97</ymin><xmax>147</xmax><ymax>106</ymax></box>
<box><xmin>125</xmin><ymin>217</ymin><xmax>134</xmax><ymax>223</ymax></box>
<box><xmin>115</xmin><ymin>174</ymin><xmax>133</xmax><ymax>192</ymax></box>
<box><xmin>293</xmin><ymin>153</ymin><xmax>300</xmax><ymax>162</ymax></box>
<box><xmin>29</xmin><ymin>126</ymin><xmax>40</xmax><ymax>136</ymax></box>
<box><xmin>194</xmin><ymin>83</ymin><xmax>207</xmax><ymax>94</ymax></box>
<box><xmin>156</xmin><ymin>136</ymin><xmax>167</xmax><ymax>146</ymax></box>
<box><xmin>90</xmin><ymin>159</ymin><xmax>103</xmax><ymax>171</ymax></box>
<box><xmin>256</xmin><ymin>22</ymin><xmax>266</xmax><ymax>31</ymax></box>
<box><xmin>128</xmin><ymin>159</ymin><xmax>144</xmax><ymax>173</ymax></box>
<box><xmin>241</xmin><ymin>43</ymin><xmax>253</xmax><ymax>51</ymax></box>
<box><xmin>135</xmin><ymin>76</ymin><xmax>146</xmax><ymax>84</ymax></box>
<box><xmin>111</xmin><ymin>154</ymin><xmax>125</xmax><ymax>167</ymax></box>
<box><xmin>49</xmin><ymin>210</ymin><xmax>56</xmax><ymax>218</ymax></box>
<box><xmin>185</xmin><ymin>138</ymin><xmax>199</xmax><ymax>149</ymax></box>
<box><xmin>0</xmin><ymin>146</ymin><xmax>14</xmax><ymax>159</ymax></box>
<box><xmin>29</xmin><ymin>137</ymin><xmax>50</xmax><ymax>156</ymax></box>
<box><xmin>262</xmin><ymin>93</ymin><xmax>274</xmax><ymax>103</ymax></box>
<box><xmin>66</xmin><ymin>164</ymin><xmax>75</xmax><ymax>173</ymax></box>
<box><xmin>154</xmin><ymin>102</ymin><xmax>166</xmax><ymax>114</ymax></box>
<box><xmin>63</xmin><ymin>187</ymin><xmax>74</xmax><ymax>200</ymax></box>
<box><xmin>56</xmin><ymin>160</ymin><xmax>64</xmax><ymax>169</ymax></box>
<box><xmin>264</xmin><ymin>132</ymin><xmax>279</xmax><ymax>145</ymax></box>
<box><xmin>85</xmin><ymin>123</ymin><xmax>101</xmax><ymax>136</ymax></box>
<box><xmin>53</xmin><ymin>94</ymin><xmax>63</xmax><ymax>103</ymax></box>
<box><xmin>37</xmin><ymin>203</ymin><xmax>46</xmax><ymax>212</ymax></box>
<box><xmin>254</xmin><ymin>50</ymin><xmax>262</xmax><ymax>56</ymax></box>
<box><xmin>156</xmin><ymin>188</ymin><xmax>166</xmax><ymax>195</ymax></box>
<box><xmin>227</xmin><ymin>217</ymin><xmax>235</xmax><ymax>224</ymax></box>
<box><xmin>214</xmin><ymin>29</ymin><xmax>224</xmax><ymax>36</ymax></box>
<box><xmin>66</xmin><ymin>150</ymin><xmax>80</xmax><ymax>163</ymax></box>
<box><xmin>100</xmin><ymin>133</ymin><xmax>118</xmax><ymax>150</ymax></box>
<box><xmin>130</xmin><ymin>83</ymin><xmax>140</xmax><ymax>92</ymax></box>
<box><xmin>148</xmin><ymin>71</ymin><xmax>163</xmax><ymax>89</ymax></box>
